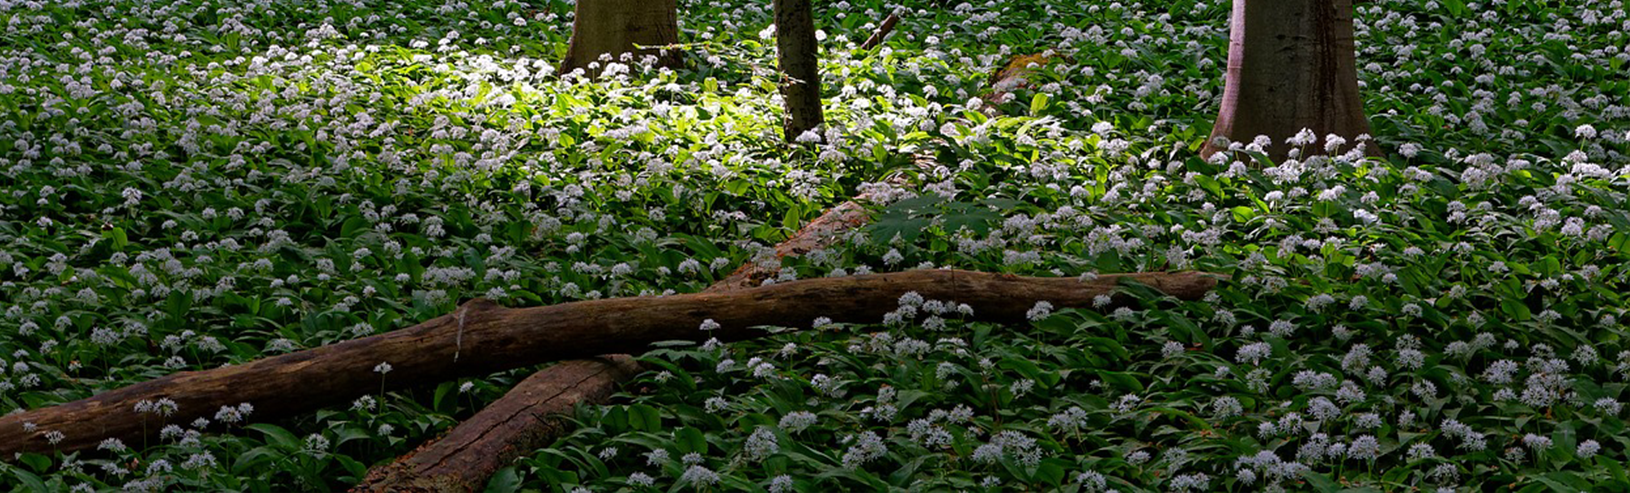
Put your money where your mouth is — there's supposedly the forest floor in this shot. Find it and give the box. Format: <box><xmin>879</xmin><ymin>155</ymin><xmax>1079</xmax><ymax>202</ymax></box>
<box><xmin>1</xmin><ymin>0</ymin><xmax>1629</xmax><ymax>491</ymax></box>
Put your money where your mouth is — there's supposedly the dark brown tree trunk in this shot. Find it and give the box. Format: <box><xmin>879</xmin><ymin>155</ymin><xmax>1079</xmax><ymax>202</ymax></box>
<box><xmin>0</xmin><ymin>269</ymin><xmax>1220</xmax><ymax>456</ymax></box>
<box><xmin>773</xmin><ymin>0</ymin><xmax>824</xmax><ymax>141</ymax></box>
<box><xmin>1202</xmin><ymin>0</ymin><xmax>1377</xmax><ymax>161</ymax></box>
<box><xmin>557</xmin><ymin>0</ymin><xmax>682</xmax><ymax>77</ymax></box>
<box><xmin>352</xmin><ymin>356</ymin><xmax>642</xmax><ymax>493</ymax></box>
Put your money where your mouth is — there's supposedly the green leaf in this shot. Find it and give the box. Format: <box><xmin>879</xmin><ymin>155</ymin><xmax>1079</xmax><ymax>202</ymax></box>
<box><xmin>247</xmin><ymin>423</ymin><xmax>302</xmax><ymax>450</ymax></box>
<box><xmin>868</xmin><ymin>217</ymin><xmax>930</xmax><ymax>244</ymax></box>
<box><xmin>675</xmin><ymin>426</ymin><xmax>708</xmax><ymax>455</ymax></box>
<box><xmin>940</xmin><ymin>207</ymin><xmax>1002</xmax><ymax>235</ymax></box>
<box><xmin>483</xmin><ymin>467</ymin><xmax>521</xmax><ymax>493</ymax></box>
<box><xmin>15</xmin><ymin>454</ymin><xmax>49</xmax><ymax>474</ymax></box>
<box><xmin>1610</xmin><ymin>232</ymin><xmax>1630</xmax><ymax>256</ymax></box>
<box><xmin>630</xmin><ymin>404</ymin><xmax>662</xmax><ymax>432</ymax></box>
<box><xmin>1030</xmin><ymin>93</ymin><xmax>1049</xmax><ymax>115</ymax></box>
<box><xmin>7</xmin><ymin>467</ymin><xmax>48</xmax><ymax>493</ymax></box>
<box><xmin>1192</xmin><ymin>175</ymin><xmax>1223</xmax><ymax>198</ymax></box>
<box><xmin>105</xmin><ymin>227</ymin><xmax>129</xmax><ymax>250</ymax></box>
<box><xmin>1502</xmin><ymin>297</ymin><xmax>1533</xmax><ymax>321</ymax></box>
<box><xmin>1299</xmin><ymin>470</ymin><xmax>1342</xmax><ymax>492</ymax></box>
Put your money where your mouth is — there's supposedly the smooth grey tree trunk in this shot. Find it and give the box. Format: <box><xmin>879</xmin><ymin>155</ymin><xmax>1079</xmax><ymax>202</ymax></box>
<box><xmin>1202</xmin><ymin>0</ymin><xmax>1377</xmax><ymax>160</ymax></box>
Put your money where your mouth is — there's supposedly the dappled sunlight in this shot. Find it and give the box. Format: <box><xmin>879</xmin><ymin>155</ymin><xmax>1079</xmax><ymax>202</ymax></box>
<box><xmin>0</xmin><ymin>0</ymin><xmax>1627</xmax><ymax>490</ymax></box>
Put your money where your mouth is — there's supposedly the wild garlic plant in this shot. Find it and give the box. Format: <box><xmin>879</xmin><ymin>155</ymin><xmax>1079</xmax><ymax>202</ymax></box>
<box><xmin>0</xmin><ymin>0</ymin><xmax>1628</xmax><ymax>490</ymax></box>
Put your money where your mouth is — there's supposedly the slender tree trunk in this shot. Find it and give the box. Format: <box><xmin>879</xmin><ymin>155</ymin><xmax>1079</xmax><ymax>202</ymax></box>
<box><xmin>1202</xmin><ymin>0</ymin><xmax>1377</xmax><ymax>160</ymax></box>
<box><xmin>558</xmin><ymin>0</ymin><xmax>682</xmax><ymax>77</ymax></box>
<box><xmin>0</xmin><ymin>270</ymin><xmax>1220</xmax><ymax>456</ymax></box>
<box><xmin>773</xmin><ymin>0</ymin><xmax>824</xmax><ymax>141</ymax></box>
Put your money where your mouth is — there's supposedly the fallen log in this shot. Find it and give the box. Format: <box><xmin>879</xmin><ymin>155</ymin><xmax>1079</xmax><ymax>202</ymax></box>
<box><xmin>0</xmin><ymin>269</ymin><xmax>1220</xmax><ymax>456</ymax></box>
<box><xmin>353</xmin><ymin>356</ymin><xmax>642</xmax><ymax>493</ymax></box>
<box><xmin>353</xmin><ymin>193</ymin><xmax>880</xmax><ymax>491</ymax></box>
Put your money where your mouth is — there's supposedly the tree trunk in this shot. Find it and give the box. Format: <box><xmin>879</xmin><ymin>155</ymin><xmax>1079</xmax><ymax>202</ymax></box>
<box><xmin>0</xmin><ymin>269</ymin><xmax>1220</xmax><ymax>456</ymax></box>
<box><xmin>773</xmin><ymin>0</ymin><xmax>824</xmax><ymax>141</ymax></box>
<box><xmin>352</xmin><ymin>356</ymin><xmax>642</xmax><ymax>493</ymax></box>
<box><xmin>1201</xmin><ymin>0</ymin><xmax>1376</xmax><ymax>161</ymax></box>
<box><xmin>557</xmin><ymin>0</ymin><xmax>682</xmax><ymax>77</ymax></box>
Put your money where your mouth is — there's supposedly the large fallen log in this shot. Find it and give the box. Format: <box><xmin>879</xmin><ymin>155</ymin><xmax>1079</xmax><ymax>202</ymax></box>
<box><xmin>353</xmin><ymin>356</ymin><xmax>642</xmax><ymax>493</ymax></box>
<box><xmin>0</xmin><ymin>269</ymin><xmax>1220</xmax><ymax>456</ymax></box>
<box><xmin>354</xmin><ymin>195</ymin><xmax>883</xmax><ymax>492</ymax></box>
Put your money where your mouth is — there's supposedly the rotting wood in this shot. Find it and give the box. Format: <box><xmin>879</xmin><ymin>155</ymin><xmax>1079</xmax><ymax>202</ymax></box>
<box><xmin>0</xmin><ymin>269</ymin><xmax>1221</xmax><ymax>457</ymax></box>
<box><xmin>352</xmin><ymin>356</ymin><xmax>642</xmax><ymax>493</ymax></box>
<box><xmin>353</xmin><ymin>184</ymin><xmax>901</xmax><ymax>491</ymax></box>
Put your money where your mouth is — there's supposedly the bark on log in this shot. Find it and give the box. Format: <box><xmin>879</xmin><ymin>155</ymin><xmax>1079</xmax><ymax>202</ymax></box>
<box><xmin>858</xmin><ymin>13</ymin><xmax>901</xmax><ymax>51</ymax></box>
<box><xmin>354</xmin><ymin>183</ymin><xmax>898</xmax><ymax>491</ymax></box>
<box><xmin>557</xmin><ymin>0</ymin><xmax>683</xmax><ymax>77</ymax></box>
<box><xmin>352</xmin><ymin>356</ymin><xmax>642</xmax><ymax>493</ymax></box>
<box><xmin>1200</xmin><ymin>0</ymin><xmax>1378</xmax><ymax>160</ymax></box>
<box><xmin>773</xmin><ymin>0</ymin><xmax>825</xmax><ymax>141</ymax></box>
<box><xmin>0</xmin><ymin>269</ymin><xmax>1220</xmax><ymax>456</ymax></box>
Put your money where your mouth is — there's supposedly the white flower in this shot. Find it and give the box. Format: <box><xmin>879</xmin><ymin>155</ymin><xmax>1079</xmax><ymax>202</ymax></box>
<box><xmin>680</xmin><ymin>465</ymin><xmax>720</xmax><ymax>486</ymax></box>
<box><xmin>1578</xmin><ymin>440</ymin><xmax>1602</xmax><ymax>458</ymax></box>
<box><xmin>1026</xmin><ymin>301</ymin><xmax>1054</xmax><ymax>321</ymax></box>
<box><xmin>1576</xmin><ymin>124</ymin><xmax>1598</xmax><ymax>139</ymax></box>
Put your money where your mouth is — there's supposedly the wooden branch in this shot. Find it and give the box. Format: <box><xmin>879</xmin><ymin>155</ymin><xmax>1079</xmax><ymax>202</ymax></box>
<box><xmin>355</xmin><ymin>189</ymin><xmax>890</xmax><ymax>491</ymax></box>
<box><xmin>859</xmin><ymin>13</ymin><xmax>902</xmax><ymax>51</ymax></box>
<box><xmin>708</xmin><ymin>201</ymin><xmax>873</xmax><ymax>291</ymax></box>
<box><xmin>356</xmin><ymin>31</ymin><xmax>1120</xmax><ymax>491</ymax></box>
<box><xmin>0</xmin><ymin>269</ymin><xmax>1220</xmax><ymax>456</ymax></box>
<box><xmin>713</xmin><ymin>153</ymin><xmax>934</xmax><ymax>291</ymax></box>
<box><xmin>357</xmin><ymin>160</ymin><xmax>923</xmax><ymax>491</ymax></box>
<box><xmin>352</xmin><ymin>356</ymin><xmax>642</xmax><ymax>493</ymax></box>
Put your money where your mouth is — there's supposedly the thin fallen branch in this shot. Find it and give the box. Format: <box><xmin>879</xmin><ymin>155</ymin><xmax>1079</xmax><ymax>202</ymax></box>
<box><xmin>0</xmin><ymin>269</ymin><xmax>1220</xmax><ymax>456</ymax></box>
<box><xmin>859</xmin><ymin>13</ymin><xmax>902</xmax><ymax>51</ymax></box>
<box><xmin>352</xmin><ymin>356</ymin><xmax>642</xmax><ymax>493</ymax></box>
<box><xmin>712</xmin><ymin>152</ymin><xmax>934</xmax><ymax>291</ymax></box>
